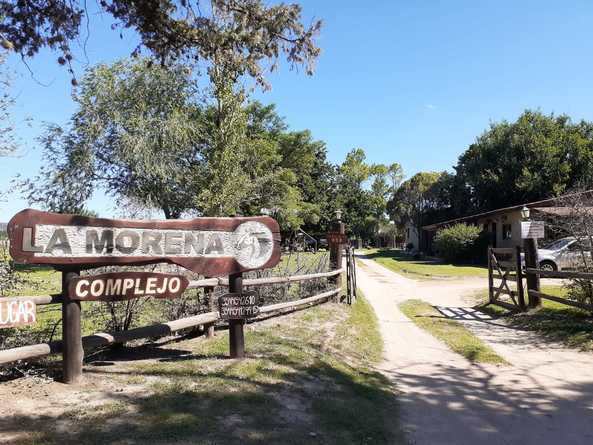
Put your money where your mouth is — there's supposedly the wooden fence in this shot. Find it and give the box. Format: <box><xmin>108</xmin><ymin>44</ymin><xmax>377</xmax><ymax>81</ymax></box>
<box><xmin>525</xmin><ymin>268</ymin><xmax>593</xmax><ymax>312</ymax></box>
<box><xmin>488</xmin><ymin>246</ymin><xmax>593</xmax><ymax>312</ymax></box>
<box><xmin>0</xmin><ymin>266</ymin><xmax>350</xmax><ymax>367</ymax></box>
<box><xmin>487</xmin><ymin>247</ymin><xmax>526</xmax><ymax>310</ymax></box>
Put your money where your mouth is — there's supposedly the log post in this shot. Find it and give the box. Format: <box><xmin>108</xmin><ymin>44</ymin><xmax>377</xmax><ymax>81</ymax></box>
<box><xmin>205</xmin><ymin>286</ymin><xmax>215</xmax><ymax>338</ymax></box>
<box><xmin>62</xmin><ymin>270</ymin><xmax>83</xmax><ymax>384</ymax></box>
<box><xmin>329</xmin><ymin>220</ymin><xmax>345</xmax><ymax>302</ymax></box>
<box><xmin>487</xmin><ymin>248</ymin><xmax>494</xmax><ymax>304</ymax></box>
<box><xmin>524</xmin><ymin>238</ymin><xmax>541</xmax><ymax>308</ymax></box>
<box><xmin>515</xmin><ymin>245</ymin><xmax>526</xmax><ymax>310</ymax></box>
<box><xmin>228</xmin><ymin>272</ymin><xmax>245</xmax><ymax>359</ymax></box>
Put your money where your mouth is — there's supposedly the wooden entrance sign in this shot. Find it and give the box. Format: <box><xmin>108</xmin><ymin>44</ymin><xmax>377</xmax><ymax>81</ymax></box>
<box><xmin>68</xmin><ymin>272</ymin><xmax>189</xmax><ymax>301</ymax></box>
<box><xmin>327</xmin><ymin>231</ymin><xmax>348</xmax><ymax>245</ymax></box>
<box><xmin>0</xmin><ymin>299</ymin><xmax>37</xmax><ymax>329</ymax></box>
<box><xmin>8</xmin><ymin>209</ymin><xmax>281</xmax><ymax>276</ymax></box>
<box><xmin>218</xmin><ymin>292</ymin><xmax>260</xmax><ymax>320</ymax></box>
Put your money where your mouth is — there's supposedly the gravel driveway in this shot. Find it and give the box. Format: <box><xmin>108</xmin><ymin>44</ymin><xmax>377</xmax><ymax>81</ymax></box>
<box><xmin>356</xmin><ymin>256</ymin><xmax>593</xmax><ymax>445</ymax></box>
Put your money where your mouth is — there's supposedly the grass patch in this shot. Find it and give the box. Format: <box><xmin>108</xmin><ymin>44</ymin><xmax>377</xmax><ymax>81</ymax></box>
<box><xmin>399</xmin><ymin>299</ymin><xmax>507</xmax><ymax>364</ymax></box>
<box><xmin>362</xmin><ymin>249</ymin><xmax>487</xmax><ymax>278</ymax></box>
<box><xmin>476</xmin><ymin>286</ymin><xmax>593</xmax><ymax>351</ymax></box>
<box><xmin>9</xmin><ymin>295</ymin><xmax>403</xmax><ymax>445</ymax></box>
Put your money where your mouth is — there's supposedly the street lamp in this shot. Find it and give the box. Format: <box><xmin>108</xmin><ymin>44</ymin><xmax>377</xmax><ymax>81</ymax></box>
<box><xmin>521</xmin><ymin>206</ymin><xmax>530</xmax><ymax>220</ymax></box>
<box><xmin>335</xmin><ymin>209</ymin><xmax>342</xmax><ymax>221</ymax></box>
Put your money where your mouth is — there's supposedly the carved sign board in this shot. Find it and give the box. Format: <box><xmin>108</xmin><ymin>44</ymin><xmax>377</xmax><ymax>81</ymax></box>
<box><xmin>327</xmin><ymin>232</ymin><xmax>348</xmax><ymax>245</ymax></box>
<box><xmin>521</xmin><ymin>221</ymin><xmax>545</xmax><ymax>239</ymax></box>
<box><xmin>0</xmin><ymin>299</ymin><xmax>36</xmax><ymax>329</ymax></box>
<box><xmin>8</xmin><ymin>209</ymin><xmax>281</xmax><ymax>277</ymax></box>
<box><xmin>218</xmin><ymin>292</ymin><xmax>260</xmax><ymax>319</ymax></box>
<box><xmin>68</xmin><ymin>272</ymin><xmax>189</xmax><ymax>301</ymax></box>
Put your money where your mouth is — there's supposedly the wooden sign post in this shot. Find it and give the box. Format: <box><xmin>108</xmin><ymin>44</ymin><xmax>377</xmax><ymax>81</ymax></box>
<box><xmin>327</xmin><ymin>218</ymin><xmax>347</xmax><ymax>302</ymax></box>
<box><xmin>521</xmin><ymin>216</ymin><xmax>542</xmax><ymax>308</ymax></box>
<box><xmin>62</xmin><ymin>270</ymin><xmax>83</xmax><ymax>384</ymax></box>
<box><xmin>8</xmin><ymin>209</ymin><xmax>281</xmax><ymax>276</ymax></box>
<box><xmin>7</xmin><ymin>209</ymin><xmax>282</xmax><ymax>381</ymax></box>
<box><xmin>228</xmin><ymin>273</ymin><xmax>245</xmax><ymax>359</ymax></box>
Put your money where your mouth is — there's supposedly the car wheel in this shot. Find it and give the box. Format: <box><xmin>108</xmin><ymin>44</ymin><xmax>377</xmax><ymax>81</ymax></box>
<box><xmin>539</xmin><ymin>260</ymin><xmax>557</xmax><ymax>272</ymax></box>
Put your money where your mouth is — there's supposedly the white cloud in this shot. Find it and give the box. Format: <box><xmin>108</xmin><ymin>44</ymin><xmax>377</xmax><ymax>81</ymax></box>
<box><xmin>425</xmin><ymin>104</ymin><xmax>437</xmax><ymax>110</ymax></box>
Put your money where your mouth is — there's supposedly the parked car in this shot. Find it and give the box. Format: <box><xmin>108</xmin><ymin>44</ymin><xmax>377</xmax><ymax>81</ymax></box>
<box><xmin>523</xmin><ymin>237</ymin><xmax>591</xmax><ymax>271</ymax></box>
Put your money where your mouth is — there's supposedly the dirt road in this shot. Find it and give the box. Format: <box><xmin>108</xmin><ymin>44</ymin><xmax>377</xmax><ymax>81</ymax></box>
<box><xmin>356</xmin><ymin>256</ymin><xmax>593</xmax><ymax>445</ymax></box>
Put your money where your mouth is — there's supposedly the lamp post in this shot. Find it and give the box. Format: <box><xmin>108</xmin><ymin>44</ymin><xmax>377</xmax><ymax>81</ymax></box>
<box><xmin>389</xmin><ymin>220</ymin><xmax>396</xmax><ymax>249</ymax></box>
<box><xmin>335</xmin><ymin>209</ymin><xmax>342</xmax><ymax>222</ymax></box>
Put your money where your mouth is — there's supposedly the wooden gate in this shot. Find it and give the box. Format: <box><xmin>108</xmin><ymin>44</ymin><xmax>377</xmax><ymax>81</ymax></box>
<box><xmin>487</xmin><ymin>247</ymin><xmax>526</xmax><ymax>310</ymax></box>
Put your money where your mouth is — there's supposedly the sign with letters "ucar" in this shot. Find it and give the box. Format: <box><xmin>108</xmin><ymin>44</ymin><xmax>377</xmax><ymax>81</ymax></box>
<box><xmin>68</xmin><ymin>272</ymin><xmax>190</xmax><ymax>301</ymax></box>
<box><xmin>0</xmin><ymin>299</ymin><xmax>36</xmax><ymax>329</ymax></box>
<box><xmin>8</xmin><ymin>209</ymin><xmax>281</xmax><ymax>277</ymax></box>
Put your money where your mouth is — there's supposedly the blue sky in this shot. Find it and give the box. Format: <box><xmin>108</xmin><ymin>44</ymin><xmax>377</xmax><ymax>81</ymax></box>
<box><xmin>2</xmin><ymin>0</ymin><xmax>593</xmax><ymax>219</ymax></box>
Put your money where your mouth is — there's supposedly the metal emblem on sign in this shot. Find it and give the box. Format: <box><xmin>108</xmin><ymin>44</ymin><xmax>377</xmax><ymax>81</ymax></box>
<box><xmin>68</xmin><ymin>272</ymin><xmax>189</xmax><ymax>301</ymax></box>
<box><xmin>521</xmin><ymin>221</ymin><xmax>545</xmax><ymax>239</ymax></box>
<box><xmin>218</xmin><ymin>292</ymin><xmax>261</xmax><ymax>320</ymax></box>
<box><xmin>8</xmin><ymin>209</ymin><xmax>281</xmax><ymax>276</ymax></box>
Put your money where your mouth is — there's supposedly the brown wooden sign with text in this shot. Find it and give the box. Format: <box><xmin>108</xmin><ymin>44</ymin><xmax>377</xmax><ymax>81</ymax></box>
<box><xmin>218</xmin><ymin>292</ymin><xmax>260</xmax><ymax>319</ymax></box>
<box><xmin>68</xmin><ymin>272</ymin><xmax>190</xmax><ymax>301</ymax></box>
<box><xmin>0</xmin><ymin>299</ymin><xmax>37</xmax><ymax>329</ymax></box>
<box><xmin>8</xmin><ymin>209</ymin><xmax>281</xmax><ymax>277</ymax></box>
<box><xmin>327</xmin><ymin>232</ymin><xmax>348</xmax><ymax>245</ymax></box>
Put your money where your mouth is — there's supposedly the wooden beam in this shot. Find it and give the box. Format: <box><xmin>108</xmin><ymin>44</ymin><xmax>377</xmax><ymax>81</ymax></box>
<box><xmin>0</xmin><ymin>288</ymin><xmax>339</xmax><ymax>365</ymax></box>
<box><xmin>529</xmin><ymin>290</ymin><xmax>593</xmax><ymax>312</ymax></box>
<box><xmin>62</xmin><ymin>271</ymin><xmax>83</xmax><ymax>384</ymax></box>
<box><xmin>525</xmin><ymin>268</ymin><xmax>593</xmax><ymax>280</ymax></box>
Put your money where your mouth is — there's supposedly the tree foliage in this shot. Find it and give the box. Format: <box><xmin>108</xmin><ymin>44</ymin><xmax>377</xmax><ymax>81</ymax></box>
<box><xmin>433</xmin><ymin>223</ymin><xmax>482</xmax><ymax>263</ymax></box>
<box><xmin>0</xmin><ymin>51</ymin><xmax>16</xmax><ymax>156</ymax></box>
<box><xmin>0</xmin><ymin>0</ymin><xmax>322</xmax><ymax>88</ymax></box>
<box><xmin>20</xmin><ymin>59</ymin><xmax>336</xmax><ymax>235</ymax></box>
<box><xmin>21</xmin><ymin>59</ymin><xmax>203</xmax><ymax>216</ymax></box>
<box><xmin>388</xmin><ymin>171</ymin><xmax>448</xmax><ymax>232</ymax></box>
<box><xmin>455</xmin><ymin>110</ymin><xmax>593</xmax><ymax>215</ymax></box>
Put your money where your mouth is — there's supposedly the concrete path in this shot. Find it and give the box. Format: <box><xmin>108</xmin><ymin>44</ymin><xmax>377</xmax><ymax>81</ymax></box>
<box><xmin>356</xmin><ymin>257</ymin><xmax>593</xmax><ymax>445</ymax></box>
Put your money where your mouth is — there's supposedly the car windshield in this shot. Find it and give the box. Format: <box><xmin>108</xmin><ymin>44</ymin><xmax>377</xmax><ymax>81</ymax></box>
<box><xmin>543</xmin><ymin>238</ymin><xmax>573</xmax><ymax>251</ymax></box>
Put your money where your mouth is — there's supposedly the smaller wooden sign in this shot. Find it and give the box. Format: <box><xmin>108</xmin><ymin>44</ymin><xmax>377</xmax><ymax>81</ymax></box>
<box><xmin>0</xmin><ymin>299</ymin><xmax>37</xmax><ymax>329</ymax></box>
<box><xmin>327</xmin><ymin>232</ymin><xmax>348</xmax><ymax>245</ymax></box>
<box><xmin>521</xmin><ymin>221</ymin><xmax>545</xmax><ymax>239</ymax></box>
<box><xmin>218</xmin><ymin>292</ymin><xmax>260</xmax><ymax>320</ymax></box>
<box><xmin>68</xmin><ymin>272</ymin><xmax>190</xmax><ymax>301</ymax></box>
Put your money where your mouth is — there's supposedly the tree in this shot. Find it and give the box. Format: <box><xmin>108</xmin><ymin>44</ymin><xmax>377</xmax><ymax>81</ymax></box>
<box><xmin>388</xmin><ymin>171</ymin><xmax>447</xmax><ymax>236</ymax></box>
<box><xmin>335</xmin><ymin>148</ymin><xmax>374</xmax><ymax>238</ymax></box>
<box><xmin>238</xmin><ymin>102</ymin><xmax>334</xmax><ymax>234</ymax></box>
<box><xmin>0</xmin><ymin>0</ymin><xmax>322</xmax><ymax>89</ymax></box>
<box><xmin>454</xmin><ymin>110</ymin><xmax>593</xmax><ymax>215</ymax></box>
<box><xmin>21</xmin><ymin>59</ymin><xmax>204</xmax><ymax>216</ymax></box>
<box><xmin>387</xmin><ymin>162</ymin><xmax>404</xmax><ymax>195</ymax></box>
<box><xmin>0</xmin><ymin>50</ymin><xmax>16</xmax><ymax>156</ymax></box>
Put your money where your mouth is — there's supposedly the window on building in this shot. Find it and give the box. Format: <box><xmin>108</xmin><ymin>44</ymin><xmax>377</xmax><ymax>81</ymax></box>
<box><xmin>502</xmin><ymin>224</ymin><xmax>512</xmax><ymax>240</ymax></box>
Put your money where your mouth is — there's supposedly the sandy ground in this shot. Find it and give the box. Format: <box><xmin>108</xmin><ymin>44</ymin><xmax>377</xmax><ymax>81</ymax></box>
<box><xmin>356</xmin><ymin>256</ymin><xmax>593</xmax><ymax>445</ymax></box>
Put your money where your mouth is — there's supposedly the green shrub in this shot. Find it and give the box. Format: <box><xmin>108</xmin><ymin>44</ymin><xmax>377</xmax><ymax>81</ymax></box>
<box><xmin>434</xmin><ymin>223</ymin><xmax>482</xmax><ymax>263</ymax></box>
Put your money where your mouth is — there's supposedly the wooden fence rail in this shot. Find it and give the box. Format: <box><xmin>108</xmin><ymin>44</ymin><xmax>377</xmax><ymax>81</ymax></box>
<box><xmin>0</xmin><ymin>287</ymin><xmax>340</xmax><ymax>365</ymax></box>
<box><xmin>7</xmin><ymin>268</ymin><xmax>345</xmax><ymax>307</ymax></box>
